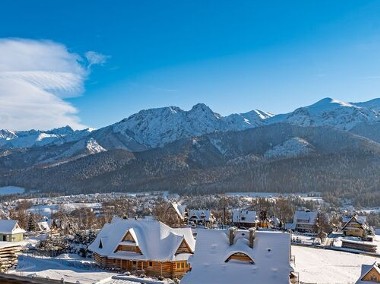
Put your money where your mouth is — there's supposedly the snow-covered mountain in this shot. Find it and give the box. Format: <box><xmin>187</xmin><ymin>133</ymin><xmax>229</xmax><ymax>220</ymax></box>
<box><xmin>2</xmin><ymin>97</ymin><xmax>380</xmax><ymax>155</ymax></box>
<box><xmin>0</xmin><ymin>126</ymin><xmax>93</xmax><ymax>149</ymax></box>
<box><xmin>93</xmin><ymin>103</ymin><xmax>273</xmax><ymax>150</ymax></box>
<box><xmin>270</xmin><ymin>97</ymin><xmax>380</xmax><ymax>130</ymax></box>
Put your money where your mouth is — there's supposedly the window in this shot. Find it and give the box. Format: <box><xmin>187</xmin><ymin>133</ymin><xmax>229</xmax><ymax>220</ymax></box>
<box><xmin>149</xmin><ymin>261</ymin><xmax>153</xmax><ymax>267</ymax></box>
<box><xmin>181</xmin><ymin>262</ymin><xmax>185</xmax><ymax>269</ymax></box>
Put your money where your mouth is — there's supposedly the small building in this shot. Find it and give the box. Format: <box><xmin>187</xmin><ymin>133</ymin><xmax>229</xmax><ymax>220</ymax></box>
<box><xmin>0</xmin><ymin>220</ymin><xmax>26</xmax><ymax>242</ymax></box>
<box><xmin>188</xmin><ymin>209</ymin><xmax>215</xmax><ymax>227</ymax></box>
<box><xmin>342</xmin><ymin>215</ymin><xmax>371</xmax><ymax>239</ymax></box>
<box><xmin>88</xmin><ymin>218</ymin><xmax>195</xmax><ymax>279</ymax></box>
<box><xmin>232</xmin><ymin>209</ymin><xmax>257</xmax><ymax>228</ymax></box>
<box><xmin>181</xmin><ymin>228</ymin><xmax>294</xmax><ymax>284</ymax></box>
<box><xmin>287</xmin><ymin>210</ymin><xmax>318</xmax><ymax>234</ymax></box>
<box><xmin>356</xmin><ymin>262</ymin><xmax>380</xmax><ymax>283</ymax></box>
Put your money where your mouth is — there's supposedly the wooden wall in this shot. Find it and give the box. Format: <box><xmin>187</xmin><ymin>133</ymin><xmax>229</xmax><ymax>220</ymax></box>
<box><xmin>93</xmin><ymin>253</ymin><xmax>190</xmax><ymax>278</ymax></box>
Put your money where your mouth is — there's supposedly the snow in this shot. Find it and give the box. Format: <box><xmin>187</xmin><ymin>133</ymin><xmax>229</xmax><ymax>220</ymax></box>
<box><xmin>264</xmin><ymin>137</ymin><xmax>314</xmax><ymax>159</ymax></box>
<box><xmin>89</xmin><ymin>219</ymin><xmax>195</xmax><ymax>261</ymax></box>
<box><xmin>0</xmin><ymin>186</ymin><xmax>25</xmax><ymax>195</ymax></box>
<box><xmin>182</xmin><ymin>229</ymin><xmax>292</xmax><ymax>284</ymax></box>
<box><xmin>11</xmin><ymin>254</ymin><xmax>117</xmax><ymax>284</ymax></box>
<box><xmin>269</xmin><ymin>97</ymin><xmax>380</xmax><ymax>131</ymax></box>
<box><xmin>292</xmin><ymin>245</ymin><xmax>379</xmax><ymax>284</ymax></box>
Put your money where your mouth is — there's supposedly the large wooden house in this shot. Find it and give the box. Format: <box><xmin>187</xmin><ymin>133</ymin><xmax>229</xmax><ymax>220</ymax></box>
<box><xmin>0</xmin><ymin>220</ymin><xmax>25</xmax><ymax>242</ymax></box>
<box><xmin>88</xmin><ymin>218</ymin><xmax>195</xmax><ymax>279</ymax></box>
<box><xmin>181</xmin><ymin>227</ymin><xmax>294</xmax><ymax>284</ymax></box>
<box><xmin>342</xmin><ymin>215</ymin><xmax>371</xmax><ymax>238</ymax></box>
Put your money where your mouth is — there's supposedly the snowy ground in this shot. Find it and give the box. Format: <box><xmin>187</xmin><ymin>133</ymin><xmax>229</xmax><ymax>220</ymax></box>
<box><xmin>10</xmin><ymin>253</ymin><xmax>172</xmax><ymax>284</ymax></box>
<box><xmin>292</xmin><ymin>245</ymin><xmax>379</xmax><ymax>284</ymax></box>
<box><xmin>10</xmin><ymin>254</ymin><xmax>116</xmax><ymax>284</ymax></box>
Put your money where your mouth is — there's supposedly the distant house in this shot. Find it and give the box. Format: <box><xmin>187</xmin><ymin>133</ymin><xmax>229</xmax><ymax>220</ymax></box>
<box><xmin>88</xmin><ymin>218</ymin><xmax>195</xmax><ymax>279</ymax></box>
<box><xmin>287</xmin><ymin>210</ymin><xmax>318</xmax><ymax>234</ymax></box>
<box><xmin>181</xmin><ymin>228</ymin><xmax>294</xmax><ymax>284</ymax></box>
<box><xmin>342</xmin><ymin>215</ymin><xmax>372</xmax><ymax>239</ymax></box>
<box><xmin>188</xmin><ymin>209</ymin><xmax>215</xmax><ymax>227</ymax></box>
<box><xmin>232</xmin><ymin>209</ymin><xmax>256</xmax><ymax>228</ymax></box>
<box><xmin>356</xmin><ymin>262</ymin><xmax>380</xmax><ymax>283</ymax></box>
<box><xmin>0</xmin><ymin>220</ymin><xmax>26</xmax><ymax>242</ymax></box>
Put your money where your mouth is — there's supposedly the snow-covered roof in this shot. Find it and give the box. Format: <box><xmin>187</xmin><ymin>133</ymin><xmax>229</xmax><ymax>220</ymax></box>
<box><xmin>188</xmin><ymin>209</ymin><xmax>214</xmax><ymax>222</ymax></box>
<box><xmin>342</xmin><ymin>215</ymin><xmax>367</xmax><ymax>226</ymax></box>
<box><xmin>0</xmin><ymin>220</ymin><xmax>25</xmax><ymax>234</ymax></box>
<box><xmin>342</xmin><ymin>215</ymin><xmax>369</xmax><ymax>231</ymax></box>
<box><xmin>181</xmin><ymin>229</ymin><xmax>292</xmax><ymax>284</ymax></box>
<box><xmin>232</xmin><ymin>209</ymin><xmax>256</xmax><ymax>224</ymax></box>
<box><xmin>294</xmin><ymin>210</ymin><xmax>318</xmax><ymax>224</ymax></box>
<box><xmin>171</xmin><ymin>202</ymin><xmax>186</xmax><ymax>220</ymax></box>
<box><xmin>88</xmin><ymin>218</ymin><xmax>195</xmax><ymax>261</ymax></box>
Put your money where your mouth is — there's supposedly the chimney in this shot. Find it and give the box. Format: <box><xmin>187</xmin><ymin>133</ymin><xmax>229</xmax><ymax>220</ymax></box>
<box><xmin>249</xmin><ymin>228</ymin><xmax>256</xmax><ymax>248</ymax></box>
<box><xmin>229</xmin><ymin>227</ymin><xmax>236</xmax><ymax>246</ymax></box>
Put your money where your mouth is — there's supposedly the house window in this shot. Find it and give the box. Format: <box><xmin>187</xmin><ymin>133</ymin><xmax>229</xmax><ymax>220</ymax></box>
<box><xmin>181</xmin><ymin>262</ymin><xmax>185</xmax><ymax>269</ymax></box>
<box><xmin>132</xmin><ymin>261</ymin><xmax>136</xmax><ymax>265</ymax></box>
<box><xmin>149</xmin><ymin>261</ymin><xmax>153</xmax><ymax>267</ymax></box>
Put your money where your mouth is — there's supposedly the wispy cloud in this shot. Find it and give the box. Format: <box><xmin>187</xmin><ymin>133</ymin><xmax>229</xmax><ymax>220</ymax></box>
<box><xmin>85</xmin><ymin>51</ymin><xmax>109</xmax><ymax>69</ymax></box>
<box><xmin>0</xmin><ymin>38</ymin><xmax>107</xmax><ymax>130</ymax></box>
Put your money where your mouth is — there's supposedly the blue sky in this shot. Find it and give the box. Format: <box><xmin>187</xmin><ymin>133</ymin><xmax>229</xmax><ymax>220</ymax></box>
<box><xmin>1</xmin><ymin>0</ymin><xmax>380</xmax><ymax>129</ymax></box>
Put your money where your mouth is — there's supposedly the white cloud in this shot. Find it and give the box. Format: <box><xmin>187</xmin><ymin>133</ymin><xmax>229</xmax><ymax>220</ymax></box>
<box><xmin>0</xmin><ymin>38</ymin><xmax>107</xmax><ymax>130</ymax></box>
<box><xmin>85</xmin><ymin>51</ymin><xmax>109</xmax><ymax>68</ymax></box>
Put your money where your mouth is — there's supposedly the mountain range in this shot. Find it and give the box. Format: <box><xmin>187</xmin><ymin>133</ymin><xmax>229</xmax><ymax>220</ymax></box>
<box><xmin>2</xmin><ymin>97</ymin><xmax>380</xmax><ymax>205</ymax></box>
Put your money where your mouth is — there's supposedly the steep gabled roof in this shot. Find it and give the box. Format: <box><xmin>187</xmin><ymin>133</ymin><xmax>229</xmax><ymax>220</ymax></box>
<box><xmin>188</xmin><ymin>209</ymin><xmax>214</xmax><ymax>221</ymax></box>
<box><xmin>89</xmin><ymin>218</ymin><xmax>195</xmax><ymax>261</ymax></box>
<box><xmin>342</xmin><ymin>215</ymin><xmax>367</xmax><ymax>231</ymax></box>
<box><xmin>357</xmin><ymin>262</ymin><xmax>380</xmax><ymax>283</ymax></box>
<box><xmin>294</xmin><ymin>210</ymin><xmax>318</xmax><ymax>224</ymax></box>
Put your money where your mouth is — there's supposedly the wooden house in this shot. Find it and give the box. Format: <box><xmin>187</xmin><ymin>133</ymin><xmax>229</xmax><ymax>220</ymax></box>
<box><xmin>181</xmin><ymin>227</ymin><xmax>294</xmax><ymax>284</ymax></box>
<box><xmin>342</xmin><ymin>215</ymin><xmax>371</xmax><ymax>238</ymax></box>
<box><xmin>0</xmin><ymin>220</ymin><xmax>26</xmax><ymax>242</ymax></box>
<box><xmin>188</xmin><ymin>209</ymin><xmax>215</xmax><ymax>227</ymax></box>
<box><xmin>287</xmin><ymin>210</ymin><xmax>318</xmax><ymax>234</ymax></box>
<box><xmin>232</xmin><ymin>209</ymin><xmax>257</xmax><ymax>228</ymax></box>
<box><xmin>88</xmin><ymin>218</ymin><xmax>195</xmax><ymax>279</ymax></box>
<box><xmin>357</xmin><ymin>262</ymin><xmax>380</xmax><ymax>283</ymax></box>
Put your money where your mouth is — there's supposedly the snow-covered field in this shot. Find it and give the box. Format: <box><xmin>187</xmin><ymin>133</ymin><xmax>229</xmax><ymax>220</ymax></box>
<box><xmin>0</xmin><ymin>186</ymin><xmax>25</xmax><ymax>195</ymax></box>
<box><xmin>10</xmin><ymin>253</ymin><xmax>172</xmax><ymax>284</ymax></box>
<box><xmin>292</xmin><ymin>245</ymin><xmax>379</xmax><ymax>284</ymax></box>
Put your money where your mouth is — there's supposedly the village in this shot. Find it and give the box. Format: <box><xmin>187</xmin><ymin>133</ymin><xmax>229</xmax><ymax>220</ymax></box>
<box><xmin>0</xmin><ymin>189</ymin><xmax>378</xmax><ymax>283</ymax></box>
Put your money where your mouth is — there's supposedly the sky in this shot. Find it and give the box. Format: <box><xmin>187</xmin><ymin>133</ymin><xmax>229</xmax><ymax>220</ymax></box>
<box><xmin>1</xmin><ymin>0</ymin><xmax>380</xmax><ymax>130</ymax></box>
